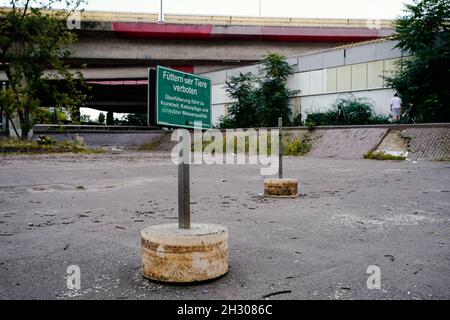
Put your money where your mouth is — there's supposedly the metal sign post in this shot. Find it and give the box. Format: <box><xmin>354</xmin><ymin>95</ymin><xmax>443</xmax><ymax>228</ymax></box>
<box><xmin>149</xmin><ymin>66</ymin><xmax>212</xmax><ymax>229</ymax></box>
<box><xmin>141</xmin><ymin>66</ymin><xmax>228</xmax><ymax>285</ymax></box>
<box><xmin>278</xmin><ymin>117</ymin><xmax>283</xmax><ymax>180</ymax></box>
<box><xmin>178</xmin><ymin>132</ymin><xmax>190</xmax><ymax>229</ymax></box>
<box><xmin>147</xmin><ymin>69</ymin><xmax>156</xmax><ymax>126</ymax></box>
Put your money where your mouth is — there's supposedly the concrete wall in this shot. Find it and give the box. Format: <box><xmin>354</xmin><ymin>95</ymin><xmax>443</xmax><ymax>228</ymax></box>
<box><xmin>32</xmin><ymin>131</ymin><xmax>165</xmax><ymax>148</ymax></box>
<box><xmin>284</xmin><ymin>124</ymin><xmax>450</xmax><ymax>160</ymax></box>
<box><xmin>30</xmin><ymin>124</ymin><xmax>450</xmax><ymax>161</ymax></box>
<box><xmin>298</xmin><ymin>88</ymin><xmax>396</xmax><ymax>120</ymax></box>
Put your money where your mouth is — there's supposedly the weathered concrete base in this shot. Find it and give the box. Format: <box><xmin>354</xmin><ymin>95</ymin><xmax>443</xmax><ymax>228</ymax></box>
<box><xmin>141</xmin><ymin>223</ymin><xmax>228</xmax><ymax>283</ymax></box>
<box><xmin>264</xmin><ymin>178</ymin><xmax>299</xmax><ymax>198</ymax></box>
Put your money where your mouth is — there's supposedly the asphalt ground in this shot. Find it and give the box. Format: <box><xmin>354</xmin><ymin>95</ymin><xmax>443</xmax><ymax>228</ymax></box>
<box><xmin>0</xmin><ymin>152</ymin><xmax>449</xmax><ymax>299</ymax></box>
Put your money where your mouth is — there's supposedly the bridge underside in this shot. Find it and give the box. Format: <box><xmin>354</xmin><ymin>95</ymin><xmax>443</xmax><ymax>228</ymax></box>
<box><xmin>68</xmin><ymin>33</ymin><xmax>344</xmax><ymax>73</ymax></box>
<box><xmin>86</xmin><ymin>81</ymin><xmax>147</xmax><ymax>114</ymax></box>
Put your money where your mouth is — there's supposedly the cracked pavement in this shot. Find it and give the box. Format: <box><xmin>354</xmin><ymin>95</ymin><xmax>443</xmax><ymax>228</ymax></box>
<box><xmin>0</xmin><ymin>152</ymin><xmax>449</xmax><ymax>299</ymax></box>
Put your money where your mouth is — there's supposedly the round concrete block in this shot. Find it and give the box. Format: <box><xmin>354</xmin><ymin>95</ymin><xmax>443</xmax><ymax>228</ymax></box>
<box><xmin>141</xmin><ymin>223</ymin><xmax>228</xmax><ymax>283</ymax></box>
<box><xmin>264</xmin><ymin>178</ymin><xmax>299</xmax><ymax>198</ymax></box>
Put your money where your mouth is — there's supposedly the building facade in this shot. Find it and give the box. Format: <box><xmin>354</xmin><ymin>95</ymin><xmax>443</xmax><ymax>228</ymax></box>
<box><xmin>201</xmin><ymin>39</ymin><xmax>408</xmax><ymax>126</ymax></box>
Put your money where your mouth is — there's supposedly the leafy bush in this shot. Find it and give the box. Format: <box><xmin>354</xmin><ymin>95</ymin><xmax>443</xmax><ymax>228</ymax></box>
<box><xmin>305</xmin><ymin>118</ymin><xmax>317</xmax><ymax>130</ymax></box>
<box><xmin>291</xmin><ymin>113</ymin><xmax>303</xmax><ymax>126</ymax></box>
<box><xmin>385</xmin><ymin>0</ymin><xmax>450</xmax><ymax>123</ymax></box>
<box><xmin>138</xmin><ymin>134</ymin><xmax>169</xmax><ymax>151</ymax></box>
<box><xmin>98</xmin><ymin>113</ymin><xmax>106</xmax><ymax>124</ymax></box>
<box><xmin>223</xmin><ymin>73</ymin><xmax>258</xmax><ymax>128</ymax></box>
<box><xmin>37</xmin><ymin>135</ymin><xmax>57</xmax><ymax>146</ymax></box>
<box><xmin>114</xmin><ymin>113</ymin><xmax>147</xmax><ymax>126</ymax></box>
<box><xmin>305</xmin><ymin>95</ymin><xmax>390</xmax><ymax>126</ymax></box>
<box><xmin>283</xmin><ymin>134</ymin><xmax>311</xmax><ymax>156</ymax></box>
<box><xmin>216</xmin><ymin>115</ymin><xmax>236</xmax><ymax>129</ymax></box>
<box><xmin>364</xmin><ymin>151</ymin><xmax>406</xmax><ymax>161</ymax></box>
<box><xmin>32</xmin><ymin>108</ymin><xmax>53</xmax><ymax>124</ymax></box>
<box><xmin>305</xmin><ymin>110</ymin><xmax>336</xmax><ymax>126</ymax></box>
<box><xmin>189</xmin><ymin>131</ymin><xmax>311</xmax><ymax>156</ymax></box>
<box><xmin>217</xmin><ymin>52</ymin><xmax>299</xmax><ymax>128</ymax></box>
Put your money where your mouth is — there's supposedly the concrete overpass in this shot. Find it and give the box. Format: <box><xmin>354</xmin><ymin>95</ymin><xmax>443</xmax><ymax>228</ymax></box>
<box><xmin>1</xmin><ymin>9</ymin><xmax>396</xmax><ymax>117</ymax></box>
<box><xmin>71</xmin><ymin>10</ymin><xmax>395</xmax><ymax>76</ymax></box>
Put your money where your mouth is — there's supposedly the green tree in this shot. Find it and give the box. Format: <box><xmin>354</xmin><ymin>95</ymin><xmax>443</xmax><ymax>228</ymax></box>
<box><xmin>32</xmin><ymin>107</ymin><xmax>52</xmax><ymax>124</ymax></box>
<box><xmin>222</xmin><ymin>72</ymin><xmax>257</xmax><ymax>128</ymax></box>
<box><xmin>97</xmin><ymin>112</ymin><xmax>105</xmax><ymax>124</ymax></box>
<box><xmin>55</xmin><ymin>107</ymin><xmax>68</xmax><ymax>122</ymax></box>
<box><xmin>80</xmin><ymin>114</ymin><xmax>91</xmax><ymax>123</ymax></box>
<box><xmin>385</xmin><ymin>0</ymin><xmax>450</xmax><ymax>123</ymax></box>
<box><xmin>218</xmin><ymin>52</ymin><xmax>298</xmax><ymax>128</ymax></box>
<box><xmin>0</xmin><ymin>1</ymin><xmax>87</xmax><ymax>139</ymax></box>
<box><xmin>258</xmin><ymin>52</ymin><xmax>299</xmax><ymax>127</ymax></box>
<box><xmin>114</xmin><ymin>113</ymin><xmax>147</xmax><ymax>126</ymax></box>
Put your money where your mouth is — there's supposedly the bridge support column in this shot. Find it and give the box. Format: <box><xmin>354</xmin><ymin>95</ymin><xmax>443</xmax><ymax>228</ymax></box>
<box><xmin>106</xmin><ymin>111</ymin><xmax>114</xmax><ymax>126</ymax></box>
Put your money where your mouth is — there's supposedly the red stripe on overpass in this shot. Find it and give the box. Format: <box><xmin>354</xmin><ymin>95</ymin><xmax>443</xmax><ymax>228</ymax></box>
<box><xmin>112</xmin><ymin>22</ymin><xmax>389</xmax><ymax>42</ymax></box>
<box><xmin>112</xmin><ymin>22</ymin><xmax>213</xmax><ymax>39</ymax></box>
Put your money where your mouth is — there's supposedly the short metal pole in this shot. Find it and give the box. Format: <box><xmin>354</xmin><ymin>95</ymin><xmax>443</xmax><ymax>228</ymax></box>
<box><xmin>278</xmin><ymin>117</ymin><xmax>283</xmax><ymax>179</ymax></box>
<box><xmin>178</xmin><ymin>135</ymin><xmax>190</xmax><ymax>229</ymax></box>
<box><xmin>159</xmin><ymin>0</ymin><xmax>164</xmax><ymax>23</ymax></box>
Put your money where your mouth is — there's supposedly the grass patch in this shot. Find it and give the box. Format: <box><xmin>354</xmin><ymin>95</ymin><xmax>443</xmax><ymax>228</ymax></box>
<box><xmin>283</xmin><ymin>134</ymin><xmax>312</xmax><ymax>156</ymax></box>
<box><xmin>189</xmin><ymin>132</ymin><xmax>312</xmax><ymax>156</ymax></box>
<box><xmin>0</xmin><ymin>137</ymin><xmax>103</xmax><ymax>154</ymax></box>
<box><xmin>364</xmin><ymin>151</ymin><xmax>406</xmax><ymax>161</ymax></box>
<box><xmin>190</xmin><ymin>135</ymin><xmax>271</xmax><ymax>155</ymax></box>
<box><xmin>137</xmin><ymin>134</ymin><xmax>168</xmax><ymax>151</ymax></box>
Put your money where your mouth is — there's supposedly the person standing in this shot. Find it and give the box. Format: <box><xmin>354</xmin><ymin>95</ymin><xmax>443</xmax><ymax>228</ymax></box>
<box><xmin>336</xmin><ymin>105</ymin><xmax>344</xmax><ymax>125</ymax></box>
<box><xmin>408</xmin><ymin>102</ymin><xmax>417</xmax><ymax>124</ymax></box>
<box><xmin>390</xmin><ymin>93</ymin><xmax>402</xmax><ymax>123</ymax></box>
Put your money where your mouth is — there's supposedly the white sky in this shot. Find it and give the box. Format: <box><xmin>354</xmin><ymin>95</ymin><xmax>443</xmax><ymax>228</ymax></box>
<box><xmin>80</xmin><ymin>108</ymin><xmax>126</xmax><ymax>122</ymax></box>
<box><xmin>1</xmin><ymin>0</ymin><xmax>413</xmax><ymax>19</ymax></box>
<box><xmin>76</xmin><ymin>0</ymin><xmax>412</xmax><ymax>19</ymax></box>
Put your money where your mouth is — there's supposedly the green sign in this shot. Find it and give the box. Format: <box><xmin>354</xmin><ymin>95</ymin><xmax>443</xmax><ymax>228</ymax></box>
<box><xmin>156</xmin><ymin>66</ymin><xmax>211</xmax><ymax>129</ymax></box>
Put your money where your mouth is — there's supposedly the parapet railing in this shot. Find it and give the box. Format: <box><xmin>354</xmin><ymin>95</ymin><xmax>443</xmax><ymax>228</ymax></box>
<box><xmin>33</xmin><ymin>123</ymin><xmax>450</xmax><ymax>133</ymax></box>
<box><xmin>33</xmin><ymin>124</ymin><xmax>161</xmax><ymax>133</ymax></box>
<box><xmin>0</xmin><ymin>8</ymin><xmax>394</xmax><ymax>29</ymax></box>
<box><xmin>79</xmin><ymin>11</ymin><xmax>395</xmax><ymax>28</ymax></box>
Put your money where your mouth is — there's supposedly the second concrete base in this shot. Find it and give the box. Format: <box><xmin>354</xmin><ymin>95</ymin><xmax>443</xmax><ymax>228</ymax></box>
<box><xmin>264</xmin><ymin>178</ymin><xmax>299</xmax><ymax>198</ymax></box>
<box><xmin>141</xmin><ymin>223</ymin><xmax>228</xmax><ymax>283</ymax></box>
